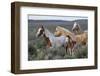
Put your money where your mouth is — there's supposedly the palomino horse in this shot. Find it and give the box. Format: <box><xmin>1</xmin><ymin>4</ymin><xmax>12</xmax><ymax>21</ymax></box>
<box><xmin>72</xmin><ymin>22</ymin><xmax>88</xmax><ymax>45</ymax></box>
<box><xmin>54</xmin><ymin>26</ymin><xmax>76</xmax><ymax>41</ymax></box>
<box><xmin>55</xmin><ymin>26</ymin><xmax>87</xmax><ymax>45</ymax></box>
<box><xmin>36</xmin><ymin>26</ymin><xmax>72</xmax><ymax>55</ymax></box>
<box><xmin>54</xmin><ymin>26</ymin><xmax>76</xmax><ymax>55</ymax></box>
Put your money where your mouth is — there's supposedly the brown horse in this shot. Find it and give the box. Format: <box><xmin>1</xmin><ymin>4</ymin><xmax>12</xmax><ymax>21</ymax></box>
<box><xmin>66</xmin><ymin>35</ymin><xmax>76</xmax><ymax>55</ymax></box>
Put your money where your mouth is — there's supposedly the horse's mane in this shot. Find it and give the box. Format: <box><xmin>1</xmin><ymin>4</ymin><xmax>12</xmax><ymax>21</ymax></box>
<box><xmin>56</xmin><ymin>26</ymin><xmax>77</xmax><ymax>41</ymax></box>
<box><xmin>56</xmin><ymin>26</ymin><xmax>73</xmax><ymax>35</ymax></box>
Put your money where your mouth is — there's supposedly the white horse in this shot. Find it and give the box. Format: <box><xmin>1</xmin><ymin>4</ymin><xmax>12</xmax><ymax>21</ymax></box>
<box><xmin>36</xmin><ymin>26</ymin><xmax>73</xmax><ymax>55</ymax></box>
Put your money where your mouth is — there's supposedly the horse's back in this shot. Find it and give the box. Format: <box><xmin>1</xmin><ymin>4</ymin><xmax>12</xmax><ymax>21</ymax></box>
<box><xmin>56</xmin><ymin>26</ymin><xmax>76</xmax><ymax>41</ymax></box>
<box><xmin>51</xmin><ymin>36</ymin><xmax>67</xmax><ymax>47</ymax></box>
<box><xmin>56</xmin><ymin>36</ymin><xmax>66</xmax><ymax>43</ymax></box>
<box><xmin>75</xmin><ymin>32</ymin><xmax>87</xmax><ymax>45</ymax></box>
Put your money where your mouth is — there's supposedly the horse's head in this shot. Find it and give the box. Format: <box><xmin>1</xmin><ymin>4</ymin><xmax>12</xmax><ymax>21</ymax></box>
<box><xmin>54</xmin><ymin>27</ymin><xmax>62</xmax><ymax>36</ymax></box>
<box><xmin>72</xmin><ymin>22</ymin><xmax>80</xmax><ymax>32</ymax></box>
<box><xmin>36</xmin><ymin>25</ymin><xmax>45</xmax><ymax>37</ymax></box>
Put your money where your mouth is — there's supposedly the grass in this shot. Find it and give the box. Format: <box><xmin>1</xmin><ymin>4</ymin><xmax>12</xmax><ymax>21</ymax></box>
<box><xmin>28</xmin><ymin>21</ymin><xmax>88</xmax><ymax>61</ymax></box>
<box><xmin>28</xmin><ymin>36</ymin><xmax>88</xmax><ymax>60</ymax></box>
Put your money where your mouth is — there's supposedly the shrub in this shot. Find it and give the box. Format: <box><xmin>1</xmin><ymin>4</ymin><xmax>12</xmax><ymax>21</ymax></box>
<box><xmin>74</xmin><ymin>45</ymin><xmax>88</xmax><ymax>58</ymax></box>
<box><xmin>28</xmin><ymin>45</ymin><xmax>37</xmax><ymax>60</ymax></box>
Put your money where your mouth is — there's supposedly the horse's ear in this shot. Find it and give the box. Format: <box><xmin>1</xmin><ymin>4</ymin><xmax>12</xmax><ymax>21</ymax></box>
<box><xmin>41</xmin><ymin>25</ymin><xmax>44</xmax><ymax>29</ymax></box>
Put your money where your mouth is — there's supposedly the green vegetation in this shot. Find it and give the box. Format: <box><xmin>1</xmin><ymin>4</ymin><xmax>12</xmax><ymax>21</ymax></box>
<box><xmin>28</xmin><ymin>28</ymin><xmax>88</xmax><ymax>60</ymax></box>
<box><xmin>28</xmin><ymin>20</ymin><xmax>88</xmax><ymax>61</ymax></box>
<box><xmin>28</xmin><ymin>39</ymin><xmax>88</xmax><ymax>60</ymax></box>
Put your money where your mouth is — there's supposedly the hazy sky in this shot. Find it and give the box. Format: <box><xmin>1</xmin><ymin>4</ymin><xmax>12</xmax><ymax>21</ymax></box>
<box><xmin>28</xmin><ymin>15</ymin><xmax>88</xmax><ymax>21</ymax></box>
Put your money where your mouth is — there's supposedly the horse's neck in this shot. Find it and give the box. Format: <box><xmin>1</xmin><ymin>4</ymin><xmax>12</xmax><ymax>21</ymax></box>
<box><xmin>43</xmin><ymin>29</ymin><xmax>55</xmax><ymax>45</ymax></box>
<box><xmin>77</xmin><ymin>29</ymin><xmax>83</xmax><ymax>35</ymax></box>
<box><xmin>43</xmin><ymin>34</ymin><xmax>52</xmax><ymax>47</ymax></box>
<box><xmin>44</xmin><ymin>29</ymin><xmax>54</xmax><ymax>38</ymax></box>
<box><xmin>78</xmin><ymin>29</ymin><xmax>82</xmax><ymax>34</ymax></box>
<box><xmin>78</xmin><ymin>25</ymin><xmax>84</xmax><ymax>34</ymax></box>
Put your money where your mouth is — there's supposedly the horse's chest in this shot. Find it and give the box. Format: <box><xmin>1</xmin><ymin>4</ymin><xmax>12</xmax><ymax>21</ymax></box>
<box><xmin>45</xmin><ymin>37</ymin><xmax>52</xmax><ymax>48</ymax></box>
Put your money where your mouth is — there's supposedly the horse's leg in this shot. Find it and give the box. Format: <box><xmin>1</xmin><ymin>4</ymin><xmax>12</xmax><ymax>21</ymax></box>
<box><xmin>68</xmin><ymin>48</ymin><xmax>71</xmax><ymax>55</ymax></box>
<box><xmin>65</xmin><ymin>45</ymin><xmax>68</xmax><ymax>55</ymax></box>
<box><xmin>71</xmin><ymin>45</ymin><xmax>75</xmax><ymax>56</ymax></box>
<box><xmin>69</xmin><ymin>48</ymin><xmax>72</xmax><ymax>55</ymax></box>
<box><xmin>71</xmin><ymin>48</ymin><xmax>74</xmax><ymax>56</ymax></box>
<box><xmin>70</xmin><ymin>49</ymin><xmax>72</xmax><ymax>56</ymax></box>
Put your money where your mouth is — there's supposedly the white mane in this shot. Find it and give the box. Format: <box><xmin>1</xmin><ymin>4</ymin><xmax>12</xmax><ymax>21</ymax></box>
<box><xmin>73</xmin><ymin>22</ymin><xmax>78</xmax><ymax>29</ymax></box>
<box><xmin>56</xmin><ymin>26</ymin><xmax>72</xmax><ymax>34</ymax></box>
<box><xmin>56</xmin><ymin>26</ymin><xmax>77</xmax><ymax>41</ymax></box>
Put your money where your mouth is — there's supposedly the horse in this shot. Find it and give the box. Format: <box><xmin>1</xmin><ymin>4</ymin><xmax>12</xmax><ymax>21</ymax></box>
<box><xmin>72</xmin><ymin>22</ymin><xmax>88</xmax><ymax>45</ymax></box>
<box><xmin>54</xmin><ymin>26</ymin><xmax>76</xmax><ymax>55</ymax></box>
<box><xmin>54</xmin><ymin>26</ymin><xmax>76</xmax><ymax>41</ymax></box>
<box><xmin>75</xmin><ymin>32</ymin><xmax>87</xmax><ymax>45</ymax></box>
<box><xmin>72</xmin><ymin>22</ymin><xmax>82</xmax><ymax>34</ymax></box>
<box><xmin>36</xmin><ymin>26</ymin><xmax>73</xmax><ymax>55</ymax></box>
